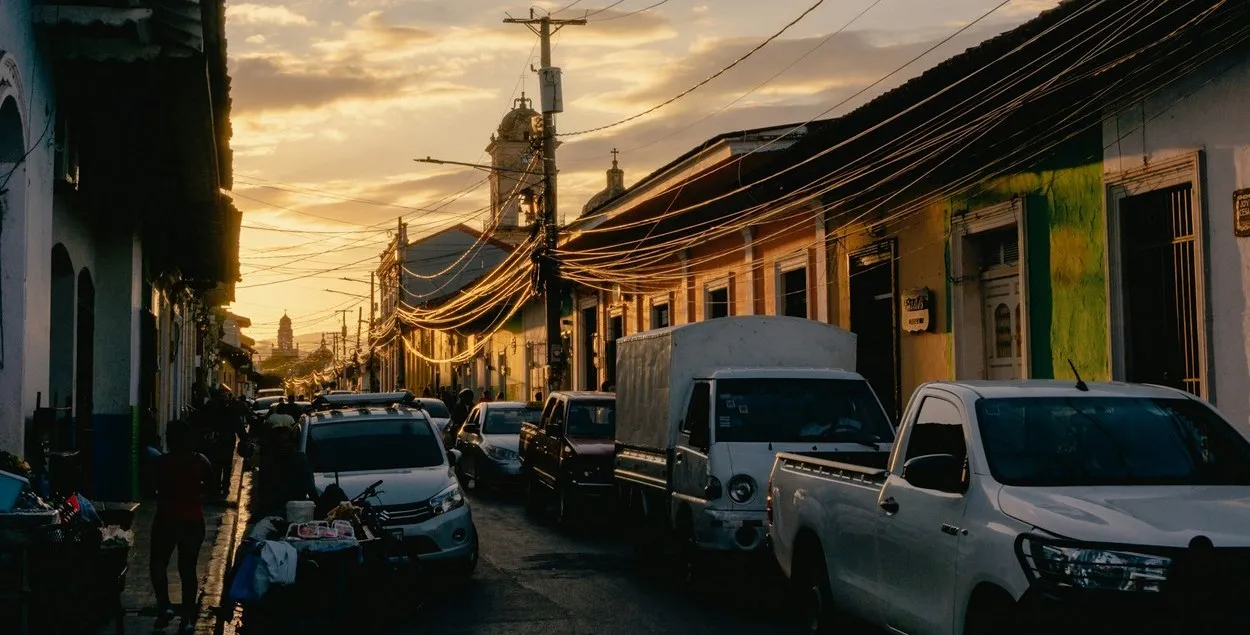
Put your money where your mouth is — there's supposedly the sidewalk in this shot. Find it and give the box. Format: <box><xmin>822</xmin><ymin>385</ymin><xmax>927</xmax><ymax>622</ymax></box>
<box><xmin>98</xmin><ymin>454</ymin><xmax>248</xmax><ymax>635</ymax></box>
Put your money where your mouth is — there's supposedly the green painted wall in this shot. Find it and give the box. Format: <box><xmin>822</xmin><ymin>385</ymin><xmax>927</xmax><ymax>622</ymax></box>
<box><xmin>946</xmin><ymin>130</ymin><xmax>1110</xmax><ymax>380</ymax></box>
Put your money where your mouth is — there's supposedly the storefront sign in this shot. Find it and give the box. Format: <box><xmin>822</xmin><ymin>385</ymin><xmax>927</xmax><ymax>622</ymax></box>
<box><xmin>902</xmin><ymin>287</ymin><xmax>933</xmax><ymax>333</ymax></box>
<box><xmin>1235</xmin><ymin>189</ymin><xmax>1250</xmax><ymax>237</ymax></box>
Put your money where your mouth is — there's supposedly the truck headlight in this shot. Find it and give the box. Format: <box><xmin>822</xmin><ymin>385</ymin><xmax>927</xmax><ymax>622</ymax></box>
<box><xmin>704</xmin><ymin>476</ymin><xmax>723</xmax><ymax>500</ymax></box>
<box><xmin>1017</xmin><ymin>535</ymin><xmax>1170</xmax><ymax>592</ymax></box>
<box><xmin>430</xmin><ymin>484</ymin><xmax>466</xmax><ymax>515</ymax></box>
<box><xmin>728</xmin><ymin>475</ymin><xmax>757</xmax><ymax>504</ymax></box>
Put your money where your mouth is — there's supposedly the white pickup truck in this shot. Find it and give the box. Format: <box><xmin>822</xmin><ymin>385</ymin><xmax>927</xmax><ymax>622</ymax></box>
<box><xmin>768</xmin><ymin>380</ymin><xmax>1250</xmax><ymax>635</ymax></box>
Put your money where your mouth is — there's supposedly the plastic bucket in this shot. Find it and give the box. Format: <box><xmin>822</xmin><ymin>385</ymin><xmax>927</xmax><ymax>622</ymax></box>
<box><xmin>285</xmin><ymin>500</ymin><xmax>315</xmax><ymax>524</ymax></box>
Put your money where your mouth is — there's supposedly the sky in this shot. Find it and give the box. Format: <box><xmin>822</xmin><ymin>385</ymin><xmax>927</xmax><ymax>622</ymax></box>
<box><xmin>226</xmin><ymin>0</ymin><xmax>1061</xmax><ymax>345</ymax></box>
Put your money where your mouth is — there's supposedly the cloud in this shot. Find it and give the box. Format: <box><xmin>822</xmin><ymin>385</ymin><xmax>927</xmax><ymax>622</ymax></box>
<box><xmin>230</xmin><ymin>55</ymin><xmax>400</xmax><ymax>113</ymax></box>
<box><xmin>227</xmin><ymin>4</ymin><xmax>313</xmax><ymax>27</ymax></box>
<box><xmin>245</xmin><ymin>34</ymin><xmax>266</xmax><ymax>44</ymax></box>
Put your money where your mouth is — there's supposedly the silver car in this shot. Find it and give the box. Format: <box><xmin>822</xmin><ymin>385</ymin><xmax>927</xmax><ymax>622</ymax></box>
<box><xmin>452</xmin><ymin>401</ymin><xmax>542</xmax><ymax>489</ymax></box>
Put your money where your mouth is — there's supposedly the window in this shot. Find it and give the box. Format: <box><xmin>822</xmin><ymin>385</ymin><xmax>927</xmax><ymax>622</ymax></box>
<box><xmin>712</xmin><ymin>378</ymin><xmax>895</xmax><ymax>444</ymax></box>
<box><xmin>307</xmin><ymin>418</ymin><xmax>445</xmax><ymax>473</ymax></box>
<box><xmin>781</xmin><ymin>267</ymin><xmax>808</xmax><ymax>318</ymax></box>
<box><xmin>651</xmin><ymin>302</ymin><xmax>670</xmax><ymax>329</ymax></box>
<box><xmin>483</xmin><ymin>407</ymin><xmax>541</xmax><ymax>434</ymax></box>
<box><xmin>682</xmin><ymin>382</ymin><xmax>711</xmax><ymax>434</ymax></box>
<box><xmin>994</xmin><ymin>303</ymin><xmax>1012</xmax><ymax>357</ymax></box>
<box><xmin>975</xmin><ymin>397</ymin><xmax>1250</xmax><ymax>487</ymax></box>
<box><xmin>707</xmin><ymin>286</ymin><xmax>730</xmax><ymax>319</ymax></box>
<box><xmin>566</xmin><ymin>400</ymin><xmax>615</xmax><ymax>437</ymax></box>
<box><xmin>905</xmin><ymin>397</ymin><xmax>966</xmax><ymax>464</ymax></box>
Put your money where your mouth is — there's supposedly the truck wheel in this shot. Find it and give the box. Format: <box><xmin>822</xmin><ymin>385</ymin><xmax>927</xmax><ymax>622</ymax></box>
<box><xmin>797</xmin><ymin>550</ymin><xmax>835</xmax><ymax>634</ymax></box>
<box><xmin>964</xmin><ymin>590</ymin><xmax>1019</xmax><ymax>635</ymax></box>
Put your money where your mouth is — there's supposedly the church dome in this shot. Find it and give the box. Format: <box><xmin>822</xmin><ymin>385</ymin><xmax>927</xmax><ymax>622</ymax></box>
<box><xmin>497</xmin><ymin>94</ymin><xmax>539</xmax><ymax>142</ymax></box>
<box><xmin>279</xmin><ymin>313</ymin><xmax>291</xmax><ymax>327</ymax></box>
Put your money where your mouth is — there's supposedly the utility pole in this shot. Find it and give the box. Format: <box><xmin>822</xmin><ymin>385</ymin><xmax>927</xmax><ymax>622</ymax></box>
<box><xmin>504</xmin><ymin>10</ymin><xmax>584</xmax><ymax>394</ymax></box>
<box><xmin>369</xmin><ymin>270</ymin><xmax>376</xmax><ymax>393</ymax></box>
<box><xmin>395</xmin><ymin>218</ymin><xmax>407</xmax><ymax>390</ymax></box>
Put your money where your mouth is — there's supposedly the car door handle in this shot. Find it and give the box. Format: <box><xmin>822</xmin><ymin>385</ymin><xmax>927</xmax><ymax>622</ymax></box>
<box><xmin>879</xmin><ymin>497</ymin><xmax>899</xmax><ymax>515</ymax></box>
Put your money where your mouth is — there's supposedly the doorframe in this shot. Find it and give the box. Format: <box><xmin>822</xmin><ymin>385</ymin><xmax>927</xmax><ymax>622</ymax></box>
<box><xmin>1103</xmin><ymin>151</ymin><xmax>1210</xmax><ymax>399</ymax></box>
<box><xmin>949</xmin><ymin>199</ymin><xmax>1028</xmax><ymax>380</ymax></box>
<box><xmin>847</xmin><ymin>239</ymin><xmax>901</xmax><ymax>420</ymax></box>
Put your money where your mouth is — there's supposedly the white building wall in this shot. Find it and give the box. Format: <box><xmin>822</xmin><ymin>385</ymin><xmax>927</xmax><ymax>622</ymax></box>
<box><xmin>0</xmin><ymin>0</ymin><xmax>57</xmax><ymax>454</ymax></box>
<box><xmin>1103</xmin><ymin>54</ymin><xmax>1250</xmax><ymax>426</ymax></box>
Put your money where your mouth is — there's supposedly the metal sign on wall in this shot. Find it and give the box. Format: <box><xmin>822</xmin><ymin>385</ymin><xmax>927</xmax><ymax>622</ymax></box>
<box><xmin>902</xmin><ymin>287</ymin><xmax>933</xmax><ymax>333</ymax></box>
<box><xmin>1235</xmin><ymin>188</ymin><xmax>1250</xmax><ymax>237</ymax></box>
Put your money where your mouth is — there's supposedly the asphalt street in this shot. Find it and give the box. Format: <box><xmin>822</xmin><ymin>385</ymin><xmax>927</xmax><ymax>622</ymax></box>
<box><xmin>400</xmin><ymin>485</ymin><xmax>798</xmax><ymax>635</ymax></box>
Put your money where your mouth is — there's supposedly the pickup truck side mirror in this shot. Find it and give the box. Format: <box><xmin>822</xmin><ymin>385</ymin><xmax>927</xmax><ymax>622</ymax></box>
<box><xmin>545</xmin><ymin>422</ymin><xmax>562</xmax><ymax>437</ymax></box>
<box><xmin>447</xmin><ymin>449</ymin><xmax>462</xmax><ymax>467</ymax></box>
<box><xmin>463</xmin><ymin>423</ymin><xmax>481</xmax><ymax>435</ymax></box>
<box><xmin>902</xmin><ymin>454</ymin><xmax>965</xmax><ymax>493</ymax></box>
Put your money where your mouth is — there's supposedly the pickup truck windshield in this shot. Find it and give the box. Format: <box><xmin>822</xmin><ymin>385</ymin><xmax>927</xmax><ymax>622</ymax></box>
<box><xmin>484</xmin><ymin>407</ymin><xmax>542</xmax><ymax>434</ymax></box>
<box><xmin>566</xmin><ymin>400</ymin><xmax>615</xmax><ymax>437</ymax></box>
<box><xmin>714</xmin><ymin>379</ymin><xmax>894</xmax><ymax>444</ymax></box>
<box><xmin>307</xmin><ymin>418</ymin><xmax>445</xmax><ymax>473</ymax></box>
<box><xmin>976</xmin><ymin>397</ymin><xmax>1250</xmax><ymax>486</ymax></box>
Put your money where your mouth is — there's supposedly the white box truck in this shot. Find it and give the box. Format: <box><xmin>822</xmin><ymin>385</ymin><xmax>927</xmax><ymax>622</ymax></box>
<box><xmin>613</xmin><ymin>315</ymin><xmax>894</xmax><ymax>560</ymax></box>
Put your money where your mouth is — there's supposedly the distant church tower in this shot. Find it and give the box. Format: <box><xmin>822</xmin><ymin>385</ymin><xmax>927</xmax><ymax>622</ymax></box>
<box><xmin>581</xmin><ymin>148</ymin><xmax>627</xmax><ymax>217</ymax></box>
<box><xmin>274</xmin><ymin>312</ymin><xmax>298</xmax><ymax>359</ymax></box>
<box><xmin>485</xmin><ymin>94</ymin><xmax>547</xmax><ymax>243</ymax></box>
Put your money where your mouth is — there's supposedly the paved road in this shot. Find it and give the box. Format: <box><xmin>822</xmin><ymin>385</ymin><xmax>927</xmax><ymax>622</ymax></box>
<box><xmin>398</xmin><ymin>485</ymin><xmax>798</xmax><ymax>635</ymax></box>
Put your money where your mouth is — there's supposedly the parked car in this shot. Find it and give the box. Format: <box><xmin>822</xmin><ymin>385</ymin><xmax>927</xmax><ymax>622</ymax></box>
<box><xmin>256</xmin><ymin>388</ymin><xmax>285</xmax><ymax>399</ymax></box>
<box><xmin>299</xmin><ymin>392</ymin><xmax>478</xmax><ymax>577</ymax></box>
<box><xmin>614</xmin><ymin>315</ymin><xmax>891</xmax><ymax>564</ymax></box>
<box><xmin>519</xmin><ymin>391</ymin><xmax>616</xmax><ymax>523</ymax></box>
<box><xmin>415</xmin><ymin>397</ymin><xmax>453</xmax><ymax>433</ymax></box>
<box><xmin>453</xmin><ymin>401</ymin><xmax>542</xmax><ymax>488</ymax></box>
<box><xmin>768</xmin><ymin>380</ymin><xmax>1250</xmax><ymax>635</ymax></box>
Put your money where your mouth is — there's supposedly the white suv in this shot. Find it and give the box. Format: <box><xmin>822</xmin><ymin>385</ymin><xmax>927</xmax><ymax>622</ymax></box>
<box><xmin>299</xmin><ymin>393</ymin><xmax>478</xmax><ymax>575</ymax></box>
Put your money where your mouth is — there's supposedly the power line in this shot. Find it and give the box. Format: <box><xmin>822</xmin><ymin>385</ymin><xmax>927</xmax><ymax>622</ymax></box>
<box><xmin>609</xmin><ymin>0</ymin><xmax>887</xmax><ymax>159</ymax></box>
<box><xmin>591</xmin><ymin>0</ymin><xmax>671</xmax><ymax>22</ymax></box>
<box><xmin>559</xmin><ymin>0</ymin><xmax>827</xmax><ymax>137</ymax></box>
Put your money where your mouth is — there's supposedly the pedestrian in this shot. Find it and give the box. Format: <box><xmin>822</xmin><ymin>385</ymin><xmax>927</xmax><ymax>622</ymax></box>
<box><xmin>422</xmin><ymin>387</ymin><xmax>433</xmax><ymax>398</ymax></box>
<box><xmin>260</xmin><ymin>424</ymin><xmax>318</xmax><ymax>516</ymax></box>
<box><xmin>210</xmin><ymin>389</ymin><xmax>244</xmax><ymax>495</ymax></box>
<box><xmin>534</xmin><ymin>391</ymin><xmax>543</xmax><ymax>404</ymax></box>
<box><xmin>495</xmin><ymin>388</ymin><xmax>506</xmax><ymax>401</ymax></box>
<box><xmin>480</xmin><ymin>388</ymin><xmax>493</xmax><ymax>404</ymax></box>
<box><xmin>150</xmin><ymin>419</ymin><xmax>213</xmax><ymax>633</ymax></box>
<box><xmin>451</xmin><ymin>388</ymin><xmax>473</xmax><ymax>427</ymax></box>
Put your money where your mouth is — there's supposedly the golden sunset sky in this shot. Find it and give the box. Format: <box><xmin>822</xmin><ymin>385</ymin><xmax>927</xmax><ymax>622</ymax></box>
<box><xmin>226</xmin><ymin>0</ymin><xmax>1060</xmax><ymax>345</ymax></box>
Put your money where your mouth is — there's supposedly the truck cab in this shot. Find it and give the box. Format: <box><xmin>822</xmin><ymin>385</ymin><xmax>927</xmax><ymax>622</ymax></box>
<box><xmin>518</xmin><ymin>391</ymin><xmax>616</xmax><ymax>523</ymax></box>
<box><xmin>668</xmin><ymin>368</ymin><xmax>893</xmax><ymax>552</ymax></box>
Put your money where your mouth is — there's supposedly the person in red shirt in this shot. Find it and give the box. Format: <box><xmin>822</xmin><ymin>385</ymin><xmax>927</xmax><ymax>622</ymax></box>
<box><xmin>150</xmin><ymin>419</ymin><xmax>214</xmax><ymax>633</ymax></box>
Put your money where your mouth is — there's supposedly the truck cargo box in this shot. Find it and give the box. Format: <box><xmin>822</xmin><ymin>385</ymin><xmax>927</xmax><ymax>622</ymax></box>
<box><xmin>615</xmin><ymin>316</ymin><xmax>857</xmax><ymax>450</ymax></box>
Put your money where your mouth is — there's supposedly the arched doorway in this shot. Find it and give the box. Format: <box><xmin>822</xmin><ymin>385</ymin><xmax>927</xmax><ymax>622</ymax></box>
<box><xmin>0</xmin><ymin>94</ymin><xmax>26</xmax><ymax>452</ymax></box>
<box><xmin>49</xmin><ymin>244</ymin><xmax>75</xmax><ymax>412</ymax></box>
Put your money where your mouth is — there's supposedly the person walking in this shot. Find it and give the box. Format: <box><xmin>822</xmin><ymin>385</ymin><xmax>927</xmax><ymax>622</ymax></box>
<box><xmin>210</xmin><ymin>389</ymin><xmax>243</xmax><ymax>495</ymax></box>
<box><xmin>150</xmin><ymin>419</ymin><xmax>214</xmax><ymax>633</ymax></box>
